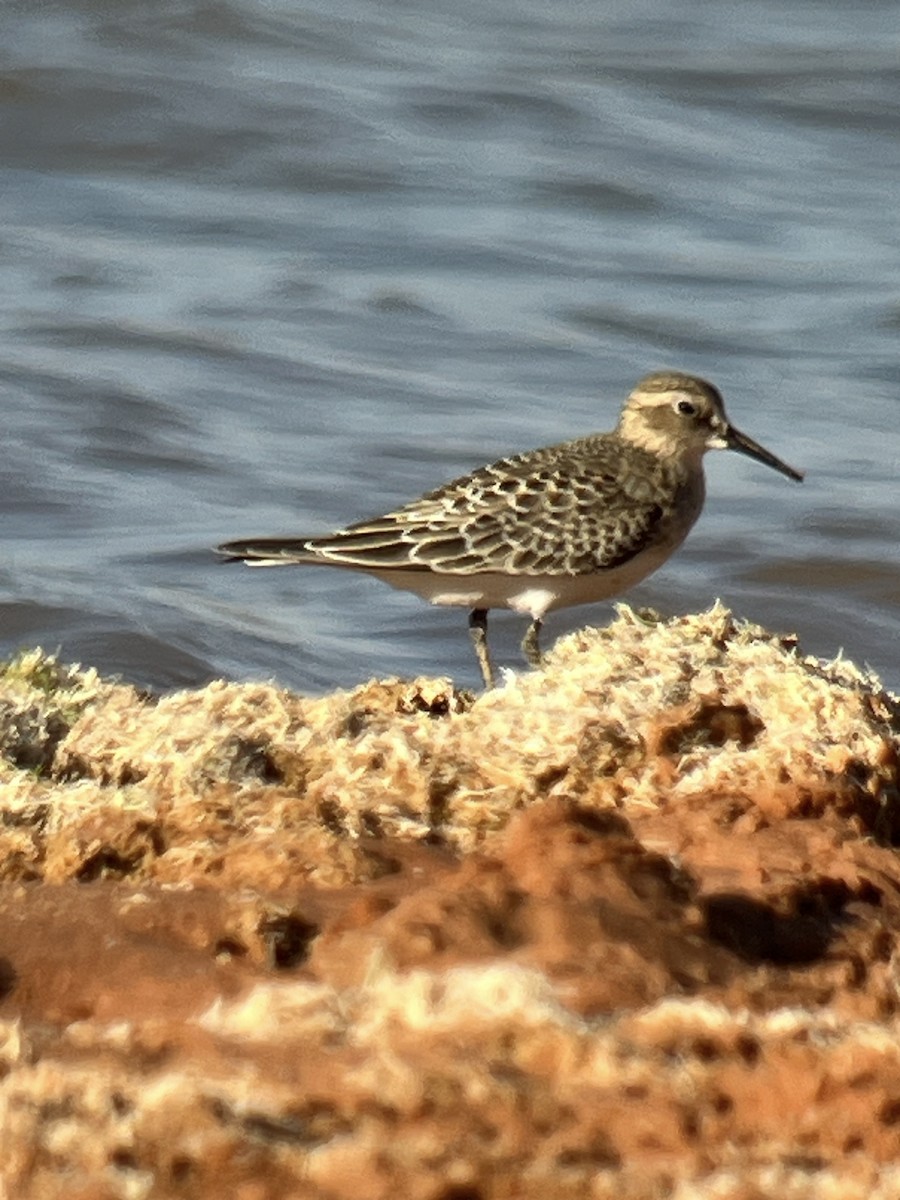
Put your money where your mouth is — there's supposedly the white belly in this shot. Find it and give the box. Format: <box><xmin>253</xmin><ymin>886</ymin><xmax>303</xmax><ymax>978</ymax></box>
<box><xmin>365</xmin><ymin>538</ymin><xmax>681</xmax><ymax>620</ymax></box>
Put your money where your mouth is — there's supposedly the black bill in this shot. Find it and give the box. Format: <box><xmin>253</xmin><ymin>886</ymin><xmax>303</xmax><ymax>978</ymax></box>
<box><xmin>725</xmin><ymin>426</ymin><xmax>804</xmax><ymax>482</ymax></box>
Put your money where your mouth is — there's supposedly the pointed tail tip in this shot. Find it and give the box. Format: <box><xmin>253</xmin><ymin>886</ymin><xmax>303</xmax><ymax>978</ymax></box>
<box><xmin>214</xmin><ymin>540</ymin><xmax>281</xmax><ymax>563</ymax></box>
<box><xmin>215</xmin><ymin>541</ymin><xmax>249</xmax><ymax>561</ymax></box>
<box><xmin>213</xmin><ymin>538</ymin><xmax>317</xmax><ymax>565</ymax></box>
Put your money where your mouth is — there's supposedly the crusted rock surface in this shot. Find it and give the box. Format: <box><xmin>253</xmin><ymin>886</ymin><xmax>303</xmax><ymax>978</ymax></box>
<box><xmin>1</xmin><ymin>606</ymin><xmax>899</xmax><ymax>1199</ymax></box>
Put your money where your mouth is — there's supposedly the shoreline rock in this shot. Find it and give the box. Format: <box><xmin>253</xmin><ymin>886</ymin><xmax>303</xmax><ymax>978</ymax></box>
<box><xmin>1</xmin><ymin>605</ymin><xmax>899</xmax><ymax>1198</ymax></box>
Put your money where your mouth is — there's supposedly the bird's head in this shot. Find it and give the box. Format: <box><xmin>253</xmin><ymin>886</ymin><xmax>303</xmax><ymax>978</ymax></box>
<box><xmin>618</xmin><ymin>372</ymin><xmax>803</xmax><ymax>481</ymax></box>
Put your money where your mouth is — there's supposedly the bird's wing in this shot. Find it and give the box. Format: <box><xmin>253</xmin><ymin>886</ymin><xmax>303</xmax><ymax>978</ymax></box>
<box><xmin>301</xmin><ymin>440</ymin><xmax>676</xmax><ymax>576</ymax></box>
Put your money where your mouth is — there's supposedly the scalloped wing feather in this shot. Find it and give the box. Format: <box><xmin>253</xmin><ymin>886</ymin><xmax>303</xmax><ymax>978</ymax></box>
<box><xmin>299</xmin><ymin>437</ymin><xmax>684</xmax><ymax>577</ymax></box>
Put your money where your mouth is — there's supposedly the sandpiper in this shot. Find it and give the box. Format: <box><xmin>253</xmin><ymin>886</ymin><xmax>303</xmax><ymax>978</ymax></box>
<box><xmin>217</xmin><ymin>372</ymin><xmax>803</xmax><ymax>688</ymax></box>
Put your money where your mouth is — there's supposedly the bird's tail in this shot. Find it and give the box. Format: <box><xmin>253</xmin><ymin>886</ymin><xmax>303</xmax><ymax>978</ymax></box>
<box><xmin>215</xmin><ymin>537</ymin><xmax>318</xmax><ymax>566</ymax></box>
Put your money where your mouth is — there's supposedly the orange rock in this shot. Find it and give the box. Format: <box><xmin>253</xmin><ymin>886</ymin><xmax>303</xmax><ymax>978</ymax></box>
<box><xmin>0</xmin><ymin>608</ymin><xmax>899</xmax><ymax>1198</ymax></box>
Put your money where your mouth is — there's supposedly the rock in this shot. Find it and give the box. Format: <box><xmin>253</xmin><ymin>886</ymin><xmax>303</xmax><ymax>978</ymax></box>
<box><xmin>0</xmin><ymin>606</ymin><xmax>898</xmax><ymax>1198</ymax></box>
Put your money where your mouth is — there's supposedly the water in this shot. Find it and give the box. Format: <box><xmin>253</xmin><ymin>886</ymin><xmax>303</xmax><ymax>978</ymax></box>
<box><xmin>1</xmin><ymin>0</ymin><xmax>898</xmax><ymax>694</ymax></box>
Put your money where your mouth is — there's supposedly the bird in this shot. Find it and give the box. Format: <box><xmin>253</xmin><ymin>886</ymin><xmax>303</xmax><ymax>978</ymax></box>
<box><xmin>216</xmin><ymin>371</ymin><xmax>803</xmax><ymax>689</ymax></box>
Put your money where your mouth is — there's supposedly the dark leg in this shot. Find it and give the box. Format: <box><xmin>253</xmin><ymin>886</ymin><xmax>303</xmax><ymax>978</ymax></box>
<box><xmin>468</xmin><ymin>608</ymin><xmax>496</xmax><ymax>689</ymax></box>
<box><xmin>522</xmin><ymin>618</ymin><xmax>543</xmax><ymax>668</ymax></box>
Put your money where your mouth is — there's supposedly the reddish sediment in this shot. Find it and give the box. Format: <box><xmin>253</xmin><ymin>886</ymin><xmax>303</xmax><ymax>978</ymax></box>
<box><xmin>1</xmin><ymin>605</ymin><xmax>899</xmax><ymax>1199</ymax></box>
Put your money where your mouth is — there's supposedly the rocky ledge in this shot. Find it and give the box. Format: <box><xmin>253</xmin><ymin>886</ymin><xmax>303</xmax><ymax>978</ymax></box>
<box><xmin>1</xmin><ymin>605</ymin><xmax>899</xmax><ymax>1199</ymax></box>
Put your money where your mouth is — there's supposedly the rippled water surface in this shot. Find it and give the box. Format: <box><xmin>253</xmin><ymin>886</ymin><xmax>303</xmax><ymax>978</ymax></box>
<box><xmin>2</xmin><ymin>0</ymin><xmax>898</xmax><ymax>692</ymax></box>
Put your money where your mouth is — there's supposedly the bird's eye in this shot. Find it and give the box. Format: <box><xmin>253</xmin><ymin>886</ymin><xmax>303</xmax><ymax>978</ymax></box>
<box><xmin>676</xmin><ymin>399</ymin><xmax>696</xmax><ymax>416</ymax></box>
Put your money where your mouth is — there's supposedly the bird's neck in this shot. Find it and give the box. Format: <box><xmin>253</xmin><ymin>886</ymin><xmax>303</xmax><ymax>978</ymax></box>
<box><xmin>616</xmin><ymin>420</ymin><xmax>706</xmax><ymax>474</ymax></box>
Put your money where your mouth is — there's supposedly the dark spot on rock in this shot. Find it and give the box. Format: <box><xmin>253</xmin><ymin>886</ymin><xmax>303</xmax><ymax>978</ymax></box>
<box><xmin>259</xmin><ymin>912</ymin><xmax>319</xmax><ymax>969</ymax></box>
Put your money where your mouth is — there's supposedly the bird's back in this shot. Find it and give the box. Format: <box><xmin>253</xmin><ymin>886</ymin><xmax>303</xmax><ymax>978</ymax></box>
<box><xmin>294</xmin><ymin>430</ymin><xmax>703</xmax><ymax>578</ymax></box>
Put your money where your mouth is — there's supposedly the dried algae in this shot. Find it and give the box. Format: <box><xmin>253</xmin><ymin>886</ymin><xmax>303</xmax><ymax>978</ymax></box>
<box><xmin>0</xmin><ymin>605</ymin><xmax>899</xmax><ymax>1199</ymax></box>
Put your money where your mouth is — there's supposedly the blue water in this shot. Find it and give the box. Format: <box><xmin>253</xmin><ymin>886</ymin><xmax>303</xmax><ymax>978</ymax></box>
<box><xmin>1</xmin><ymin>0</ymin><xmax>897</xmax><ymax>692</ymax></box>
